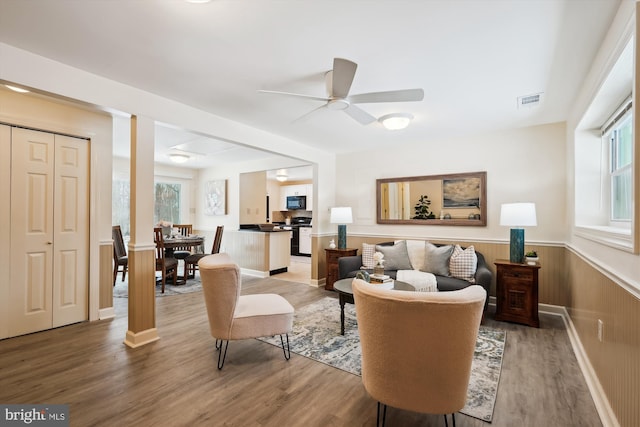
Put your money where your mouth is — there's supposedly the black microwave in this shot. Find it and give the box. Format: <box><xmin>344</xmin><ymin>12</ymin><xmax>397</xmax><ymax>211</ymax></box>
<box><xmin>286</xmin><ymin>195</ymin><xmax>306</xmax><ymax>210</ymax></box>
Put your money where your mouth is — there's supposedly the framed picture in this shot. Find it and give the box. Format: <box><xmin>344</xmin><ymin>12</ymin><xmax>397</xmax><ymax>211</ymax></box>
<box><xmin>443</xmin><ymin>176</ymin><xmax>482</xmax><ymax>208</ymax></box>
<box><xmin>205</xmin><ymin>179</ymin><xmax>227</xmax><ymax>216</ymax></box>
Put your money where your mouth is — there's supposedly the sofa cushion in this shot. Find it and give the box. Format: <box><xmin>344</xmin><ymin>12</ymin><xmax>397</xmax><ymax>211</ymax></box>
<box><xmin>375</xmin><ymin>240</ymin><xmax>413</xmax><ymax>270</ymax></box>
<box><xmin>361</xmin><ymin>243</ymin><xmax>376</xmax><ymax>269</ymax></box>
<box><xmin>422</xmin><ymin>243</ymin><xmax>454</xmax><ymax>276</ymax></box>
<box><xmin>449</xmin><ymin>244</ymin><xmax>478</xmax><ymax>283</ymax></box>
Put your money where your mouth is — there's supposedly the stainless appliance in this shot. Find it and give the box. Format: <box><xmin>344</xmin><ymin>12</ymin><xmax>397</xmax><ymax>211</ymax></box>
<box><xmin>286</xmin><ymin>195</ymin><xmax>306</xmax><ymax>210</ymax></box>
<box><xmin>287</xmin><ymin>217</ymin><xmax>312</xmax><ymax>256</ymax></box>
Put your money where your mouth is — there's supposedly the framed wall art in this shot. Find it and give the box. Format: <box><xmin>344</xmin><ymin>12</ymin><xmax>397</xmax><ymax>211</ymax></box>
<box><xmin>205</xmin><ymin>179</ymin><xmax>227</xmax><ymax>216</ymax></box>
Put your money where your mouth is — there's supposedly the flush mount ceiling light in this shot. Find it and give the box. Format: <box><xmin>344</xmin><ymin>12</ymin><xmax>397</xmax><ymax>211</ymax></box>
<box><xmin>169</xmin><ymin>153</ymin><xmax>190</xmax><ymax>164</ymax></box>
<box><xmin>379</xmin><ymin>113</ymin><xmax>414</xmax><ymax>130</ymax></box>
<box><xmin>276</xmin><ymin>169</ymin><xmax>288</xmax><ymax>182</ymax></box>
<box><xmin>4</xmin><ymin>84</ymin><xmax>29</xmax><ymax>93</ymax></box>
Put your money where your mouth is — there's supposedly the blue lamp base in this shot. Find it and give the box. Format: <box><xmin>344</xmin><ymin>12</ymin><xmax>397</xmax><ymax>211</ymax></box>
<box><xmin>337</xmin><ymin>224</ymin><xmax>347</xmax><ymax>249</ymax></box>
<box><xmin>509</xmin><ymin>228</ymin><xmax>524</xmax><ymax>263</ymax></box>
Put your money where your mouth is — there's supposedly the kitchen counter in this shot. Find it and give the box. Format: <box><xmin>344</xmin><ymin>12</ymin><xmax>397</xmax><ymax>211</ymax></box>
<box><xmin>224</xmin><ymin>229</ymin><xmax>292</xmax><ymax>277</ymax></box>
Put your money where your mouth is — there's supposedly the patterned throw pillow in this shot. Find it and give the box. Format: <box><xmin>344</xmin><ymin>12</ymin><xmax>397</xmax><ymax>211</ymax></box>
<box><xmin>422</xmin><ymin>243</ymin><xmax>454</xmax><ymax>276</ymax></box>
<box><xmin>449</xmin><ymin>244</ymin><xmax>478</xmax><ymax>283</ymax></box>
<box><xmin>361</xmin><ymin>243</ymin><xmax>376</xmax><ymax>269</ymax></box>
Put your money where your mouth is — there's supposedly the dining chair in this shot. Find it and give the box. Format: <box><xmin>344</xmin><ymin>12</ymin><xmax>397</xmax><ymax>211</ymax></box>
<box><xmin>184</xmin><ymin>225</ymin><xmax>223</xmax><ymax>281</ymax></box>
<box><xmin>112</xmin><ymin>225</ymin><xmax>128</xmax><ymax>286</ymax></box>
<box><xmin>352</xmin><ymin>279</ymin><xmax>486</xmax><ymax>427</ymax></box>
<box><xmin>173</xmin><ymin>224</ymin><xmax>193</xmax><ymax>277</ymax></box>
<box><xmin>154</xmin><ymin>227</ymin><xmax>178</xmax><ymax>293</ymax></box>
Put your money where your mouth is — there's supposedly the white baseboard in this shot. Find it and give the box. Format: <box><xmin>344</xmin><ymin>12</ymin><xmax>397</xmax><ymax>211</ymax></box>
<box><xmin>99</xmin><ymin>307</ymin><xmax>115</xmax><ymax>320</ymax></box>
<box><xmin>557</xmin><ymin>307</ymin><xmax>620</xmax><ymax>427</ymax></box>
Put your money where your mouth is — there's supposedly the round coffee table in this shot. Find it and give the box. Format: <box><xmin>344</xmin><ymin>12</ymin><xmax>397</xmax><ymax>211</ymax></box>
<box><xmin>333</xmin><ymin>278</ymin><xmax>416</xmax><ymax>335</ymax></box>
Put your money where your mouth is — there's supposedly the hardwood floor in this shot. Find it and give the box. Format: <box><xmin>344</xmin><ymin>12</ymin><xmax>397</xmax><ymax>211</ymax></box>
<box><xmin>0</xmin><ymin>277</ymin><xmax>601</xmax><ymax>426</ymax></box>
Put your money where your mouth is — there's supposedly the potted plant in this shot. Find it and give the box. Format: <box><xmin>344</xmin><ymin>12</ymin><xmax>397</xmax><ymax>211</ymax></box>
<box><xmin>525</xmin><ymin>250</ymin><xmax>539</xmax><ymax>265</ymax></box>
<box><xmin>413</xmin><ymin>195</ymin><xmax>436</xmax><ymax>219</ymax></box>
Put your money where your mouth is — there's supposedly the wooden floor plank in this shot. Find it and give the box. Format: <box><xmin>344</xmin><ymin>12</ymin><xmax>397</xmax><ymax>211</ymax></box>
<box><xmin>0</xmin><ymin>278</ymin><xmax>601</xmax><ymax>426</ymax></box>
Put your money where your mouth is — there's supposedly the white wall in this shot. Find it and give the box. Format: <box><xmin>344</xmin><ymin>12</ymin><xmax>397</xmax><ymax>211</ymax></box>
<box><xmin>336</xmin><ymin>122</ymin><xmax>567</xmax><ymax>244</ymax></box>
<box><xmin>566</xmin><ymin>0</ymin><xmax>640</xmax><ymax>294</ymax></box>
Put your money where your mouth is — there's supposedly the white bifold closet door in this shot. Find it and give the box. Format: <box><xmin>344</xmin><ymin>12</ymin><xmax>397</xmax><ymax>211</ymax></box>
<box><xmin>8</xmin><ymin>127</ymin><xmax>89</xmax><ymax>337</ymax></box>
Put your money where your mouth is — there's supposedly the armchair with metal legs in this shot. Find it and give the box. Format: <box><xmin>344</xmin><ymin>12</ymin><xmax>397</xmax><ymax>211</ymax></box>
<box><xmin>199</xmin><ymin>253</ymin><xmax>294</xmax><ymax>369</ymax></box>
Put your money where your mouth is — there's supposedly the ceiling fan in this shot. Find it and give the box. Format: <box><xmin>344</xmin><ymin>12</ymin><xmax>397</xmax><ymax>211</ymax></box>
<box><xmin>258</xmin><ymin>58</ymin><xmax>424</xmax><ymax>125</ymax></box>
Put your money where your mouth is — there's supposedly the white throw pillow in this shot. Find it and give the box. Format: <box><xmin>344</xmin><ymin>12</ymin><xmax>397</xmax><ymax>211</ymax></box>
<box><xmin>361</xmin><ymin>243</ymin><xmax>376</xmax><ymax>269</ymax></box>
<box><xmin>449</xmin><ymin>244</ymin><xmax>478</xmax><ymax>283</ymax></box>
<box><xmin>400</xmin><ymin>239</ymin><xmax>426</xmax><ymax>271</ymax></box>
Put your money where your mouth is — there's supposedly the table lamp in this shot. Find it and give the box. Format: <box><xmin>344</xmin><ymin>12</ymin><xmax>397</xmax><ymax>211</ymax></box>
<box><xmin>330</xmin><ymin>207</ymin><xmax>353</xmax><ymax>249</ymax></box>
<box><xmin>500</xmin><ymin>202</ymin><xmax>537</xmax><ymax>263</ymax></box>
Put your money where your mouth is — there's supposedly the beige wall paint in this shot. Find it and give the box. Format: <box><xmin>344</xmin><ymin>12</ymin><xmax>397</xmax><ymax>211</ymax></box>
<box><xmin>336</xmin><ymin>122</ymin><xmax>567</xmax><ymax>244</ymax></box>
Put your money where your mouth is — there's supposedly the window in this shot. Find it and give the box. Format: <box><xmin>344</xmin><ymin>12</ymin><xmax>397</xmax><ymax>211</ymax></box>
<box><xmin>112</xmin><ymin>178</ymin><xmax>131</xmax><ymax>237</ymax></box>
<box><xmin>154</xmin><ymin>182</ymin><xmax>182</xmax><ymax>225</ymax></box>
<box><xmin>574</xmin><ymin>36</ymin><xmax>635</xmax><ymax>252</ymax></box>
<box><xmin>607</xmin><ymin>107</ymin><xmax>632</xmax><ymax>222</ymax></box>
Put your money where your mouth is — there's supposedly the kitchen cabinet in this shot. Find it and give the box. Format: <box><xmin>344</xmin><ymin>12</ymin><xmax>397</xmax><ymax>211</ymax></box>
<box><xmin>278</xmin><ymin>184</ymin><xmax>311</xmax><ymax>211</ymax></box>
<box><xmin>299</xmin><ymin>226</ymin><xmax>312</xmax><ymax>255</ymax></box>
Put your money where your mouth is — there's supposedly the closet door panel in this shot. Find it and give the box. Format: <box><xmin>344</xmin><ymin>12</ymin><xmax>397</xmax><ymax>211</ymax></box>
<box><xmin>9</xmin><ymin>128</ymin><xmax>55</xmax><ymax>336</ymax></box>
<box><xmin>52</xmin><ymin>135</ymin><xmax>88</xmax><ymax>327</ymax></box>
<box><xmin>0</xmin><ymin>125</ymin><xmax>11</xmax><ymax>339</ymax></box>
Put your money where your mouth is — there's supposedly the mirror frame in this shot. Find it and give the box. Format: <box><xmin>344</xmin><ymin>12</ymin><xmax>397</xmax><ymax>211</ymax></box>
<box><xmin>376</xmin><ymin>171</ymin><xmax>487</xmax><ymax>226</ymax></box>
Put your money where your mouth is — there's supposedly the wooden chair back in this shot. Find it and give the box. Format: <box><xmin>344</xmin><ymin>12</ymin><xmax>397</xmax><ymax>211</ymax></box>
<box><xmin>112</xmin><ymin>225</ymin><xmax>127</xmax><ymax>260</ymax></box>
<box><xmin>210</xmin><ymin>225</ymin><xmax>224</xmax><ymax>254</ymax></box>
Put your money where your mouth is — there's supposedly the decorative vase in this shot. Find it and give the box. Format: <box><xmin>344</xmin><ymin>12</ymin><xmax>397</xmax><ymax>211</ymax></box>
<box><xmin>374</xmin><ymin>264</ymin><xmax>384</xmax><ymax>276</ymax></box>
<box><xmin>329</xmin><ymin>239</ymin><xmax>336</xmax><ymax>249</ymax></box>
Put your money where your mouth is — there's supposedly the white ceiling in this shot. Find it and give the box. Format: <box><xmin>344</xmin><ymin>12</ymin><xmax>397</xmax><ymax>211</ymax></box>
<box><xmin>0</xmin><ymin>0</ymin><xmax>622</xmax><ymax>169</ymax></box>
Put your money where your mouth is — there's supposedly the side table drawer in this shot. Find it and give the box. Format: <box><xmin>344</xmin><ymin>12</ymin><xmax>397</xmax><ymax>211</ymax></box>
<box><xmin>502</xmin><ymin>267</ymin><xmax>533</xmax><ymax>281</ymax></box>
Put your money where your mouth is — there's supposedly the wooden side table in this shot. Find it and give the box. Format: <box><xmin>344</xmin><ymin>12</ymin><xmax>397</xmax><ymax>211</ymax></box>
<box><xmin>494</xmin><ymin>259</ymin><xmax>541</xmax><ymax>327</ymax></box>
<box><xmin>325</xmin><ymin>248</ymin><xmax>358</xmax><ymax>290</ymax></box>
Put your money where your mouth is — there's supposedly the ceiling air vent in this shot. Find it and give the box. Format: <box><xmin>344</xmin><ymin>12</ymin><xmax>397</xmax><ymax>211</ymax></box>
<box><xmin>517</xmin><ymin>92</ymin><xmax>543</xmax><ymax>109</ymax></box>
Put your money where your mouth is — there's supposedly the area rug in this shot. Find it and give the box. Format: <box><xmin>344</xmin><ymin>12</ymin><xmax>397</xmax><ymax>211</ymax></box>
<box><xmin>258</xmin><ymin>297</ymin><xmax>505</xmax><ymax>422</ymax></box>
<box><xmin>113</xmin><ymin>274</ymin><xmax>204</xmax><ymax>298</ymax></box>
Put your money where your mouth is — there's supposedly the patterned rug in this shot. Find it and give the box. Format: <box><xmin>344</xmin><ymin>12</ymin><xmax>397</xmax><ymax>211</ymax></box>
<box><xmin>259</xmin><ymin>297</ymin><xmax>505</xmax><ymax>422</ymax></box>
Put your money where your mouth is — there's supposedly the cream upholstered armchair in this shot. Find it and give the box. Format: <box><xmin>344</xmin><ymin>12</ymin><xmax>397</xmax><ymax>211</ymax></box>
<box><xmin>199</xmin><ymin>253</ymin><xmax>294</xmax><ymax>369</ymax></box>
<box><xmin>352</xmin><ymin>279</ymin><xmax>486</xmax><ymax>427</ymax></box>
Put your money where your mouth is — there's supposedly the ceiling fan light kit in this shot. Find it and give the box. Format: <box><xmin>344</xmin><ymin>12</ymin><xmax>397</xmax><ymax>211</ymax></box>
<box><xmin>379</xmin><ymin>113</ymin><xmax>414</xmax><ymax>130</ymax></box>
<box><xmin>259</xmin><ymin>58</ymin><xmax>424</xmax><ymax>125</ymax></box>
<box><xmin>276</xmin><ymin>169</ymin><xmax>288</xmax><ymax>182</ymax></box>
<box><xmin>169</xmin><ymin>153</ymin><xmax>190</xmax><ymax>164</ymax></box>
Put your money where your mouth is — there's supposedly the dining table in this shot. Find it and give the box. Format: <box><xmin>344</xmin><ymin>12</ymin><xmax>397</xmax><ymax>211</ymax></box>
<box><xmin>161</xmin><ymin>235</ymin><xmax>205</xmax><ymax>285</ymax></box>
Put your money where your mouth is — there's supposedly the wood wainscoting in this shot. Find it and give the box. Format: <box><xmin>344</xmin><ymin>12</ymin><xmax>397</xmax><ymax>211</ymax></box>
<box><xmin>567</xmin><ymin>249</ymin><xmax>640</xmax><ymax>427</ymax></box>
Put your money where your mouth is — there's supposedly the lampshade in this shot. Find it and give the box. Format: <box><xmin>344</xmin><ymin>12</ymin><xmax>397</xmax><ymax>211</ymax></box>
<box><xmin>330</xmin><ymin>207</ymin><xmax>353</xmax><ymax>224</ymax></box>
<box><xmin>500</xmin><ymin>203</ymin><xmax>537</xmax><ymax>227</ymax></box>
<box><xmin>169</xmin><ymin>153</ymin><xmax>190</xmax><ymax>164</ymax></box>
<box><xmin>379</xmin><ymin>113</ymin><xmax>413</xmax><ymax>130</ymax></box>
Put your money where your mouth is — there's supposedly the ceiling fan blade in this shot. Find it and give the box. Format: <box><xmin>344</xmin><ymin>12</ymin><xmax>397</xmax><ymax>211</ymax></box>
<box><xmin>348</xmin><ymin>88</ymin><xmax>424</xmax><ymax>104</ymax></box>
<box><xmin>343</xmin><ymin>104</ymin><xmax>377</xmax><ymax>125</ymax></box>
<box><xmin>292</xmin><ymin>104</ymin><xmax>327</xmax><ymax>124</ymax></box>
<box><xmin>258</xmin><ymin>89</ymin><xmax>330</xmax><ymax>103</ymax></box>
<box><xmin>332</xmin><ymin>58</ymin><xmax>358</xmax><ymax>98</ymax></box>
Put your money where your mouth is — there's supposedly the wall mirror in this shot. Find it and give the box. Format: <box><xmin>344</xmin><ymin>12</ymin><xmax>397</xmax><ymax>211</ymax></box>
<box><xmin>376</xmin><ymin>171</ymin><xmax>487</xmax><ymax>226</ymax></box>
